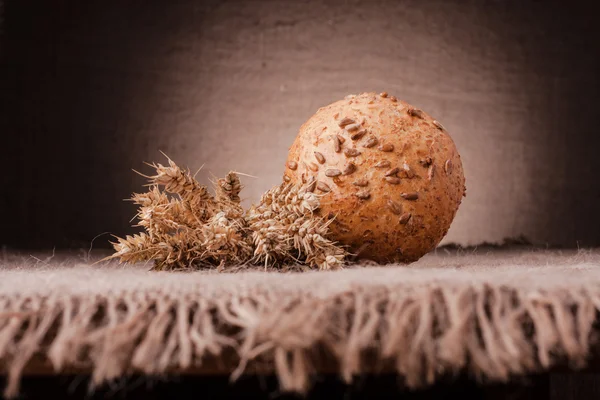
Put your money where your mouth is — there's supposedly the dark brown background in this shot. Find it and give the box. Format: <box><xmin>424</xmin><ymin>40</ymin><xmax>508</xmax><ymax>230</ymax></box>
<box><xmin>1</xmin><ymin>0</ymin><xmax>598</xmax><ymax>249</ymax></box>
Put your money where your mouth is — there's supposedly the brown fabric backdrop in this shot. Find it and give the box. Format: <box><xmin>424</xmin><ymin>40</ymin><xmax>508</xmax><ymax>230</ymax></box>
<box><xmin>1</xmin><ymin>0</ymin><xmax>599</xmax><ymax>248</ymax></box>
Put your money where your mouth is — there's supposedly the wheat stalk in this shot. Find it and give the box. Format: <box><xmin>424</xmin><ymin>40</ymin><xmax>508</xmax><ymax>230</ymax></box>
<box><xmin>215</xmin><ymin>171</ymin><xmax>242</xmax><ymax>203</ymax></box>
<box><xmin>111</xmin><ymin>232</ymin><xmax>157</xmax><ymax>264</ymax></box>
<box><xmin>246</xmin><ymin>182</ymin><xmax>347</xmax><ymax>270</ymax></box>
<box><xmin>108</xmin><ymin>156</ymin><xmax>347</xmax><ymax>271</ymax></box>
<box><xmin>145</xmin><ymin>156</ymin><xmax>216</xmax><ymax>222</ymax></box>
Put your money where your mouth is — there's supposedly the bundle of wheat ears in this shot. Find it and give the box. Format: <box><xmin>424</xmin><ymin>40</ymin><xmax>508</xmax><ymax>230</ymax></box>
<box><xmin>108</xmin><ymin>156</ymin><xmax>347</xmax><ymax>271</ymax></box>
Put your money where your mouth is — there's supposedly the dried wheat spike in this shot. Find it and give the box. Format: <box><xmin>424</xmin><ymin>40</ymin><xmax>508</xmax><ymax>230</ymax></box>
<box><xmin>129</xmin><ymin>187</ymin><xmax>175</xmax><ymax>237</ymax></box>
<box><xmin>110</xmin><ymin>232</ymin><xmax>157</xmax><ymax>264</ymax></box>
<box><xmin>288</xmin><ymin>217</ymin><xmax>346</xmax><ymax>270</ymax></box>
<box><xmin>166</xmin><ymin>199</ymin><xmax>203</xmax><ymax>228</ymax></box>
<box><xmin>150</xmin><ymin>230</ymin><xmax>207</xmax><ymax>271</ymax></box>
<box><xmin>246</xmin><ymin>206</ymin><xmax>292</xmax><ymax>266</ymax></box>
<box><xmin>131</xmin><ymin>186</ymin><xmax>201</xmax><ymax>236</ymax></box>
<box><xmin>215</xmin><ymin>171</ymin><xmax>242</xmax><ymax>203</ymax></box>
<box><xmin>148</xmin><ymin>157</ymin><xmax>216</xmax><ymax>220</ymax></box>
<box><xmin>246</xmin><ymin>182</ymin><xmax>347</xmax><ymax>270</ymax></box>
<box><xmin>213</xmin><ymin>171</ymin><xmax>247</xmax><ymax>226</ymax></box>
<box><xmin>149</xmin><ymin>207</ymin><xmax>252</xmax><ymax>270</ymax></box>
<box><xmin>201</xmin><ymin>211</ymin><xmax>253</xmax><ymax>264</ymax></box>
<box><xmin>111</xmin><ymin>157</ymin><xmax>250</xmax><ymax>270</ymax></box>
<box><xmin>112</xmin><ymin>155</ymin><xmax>344</xmax><ymax>271</ymax></box>
<box><xmin>110</xmin><ymin>230</ymin><xmax>204</xmax><ymax>270</ymax></box>
<box><xmin>130</xmin><ymin>186</ymin><xmax>170</xmax><ymax>207</ymax></box>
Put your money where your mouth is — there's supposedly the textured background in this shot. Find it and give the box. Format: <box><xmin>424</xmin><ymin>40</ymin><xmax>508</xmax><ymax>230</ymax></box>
<box><xmin>1</xmin><ymin>0</ymin><xmax>598</xmax><ymax>248</ymax></box>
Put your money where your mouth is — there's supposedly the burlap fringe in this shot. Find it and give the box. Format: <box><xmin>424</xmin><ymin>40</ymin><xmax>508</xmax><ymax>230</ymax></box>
<box><xmin>0</xmin><ymin>280</ymin><xmax>598</xmax><ymax>397</ymax></box>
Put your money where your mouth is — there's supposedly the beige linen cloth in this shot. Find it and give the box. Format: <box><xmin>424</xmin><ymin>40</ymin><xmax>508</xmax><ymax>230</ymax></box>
<box><xmin>1</xmin><ymin>248</ymin><xmax>600</xmax><ymax>397</ymax></box>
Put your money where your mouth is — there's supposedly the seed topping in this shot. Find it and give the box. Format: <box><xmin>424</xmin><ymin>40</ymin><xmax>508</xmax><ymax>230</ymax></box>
<box><xmin>419</xmin><ymin>157</ymin><xmax>433</xmax><ymax>167</ymax></box>
<box><xmin>401</xmin><ymin>192</ymin><xmax>419</xmax><ymax>201</ymax></box>
<box><xmin>351</xmin><ymin>129</ymin><xmax>367</xmax><ymax>140</ymax></box>
<box><xmin>325</xmin><ymin>168</ymin><xmax>342</xmax><ymax>177</ymax></box>
<box><xmin>338</xmin><ymin>117</ymin><xmax>355</xmax><ymax>127</ymax></box>
<box><xmin>306</xmin><ymin>177</ymin><xmax>317</xmax><ymax>192</ymax></box>
<box><xmin>399</xmin><ymin>213</ymin><xmax>412</xmax><ymax>224</ymax></box>
<box><xmin>331</xmin><ymin>135</ymin><xmax>341</xmax><ymax>153</ymax></box>
<box><xmin>344</xmin><ymin>148</ymin><xmax>361</xmax><ymax>157</ymax></box>
<box><xmin>427</xmin><ymin>164</ymin><xmax>435</xmax><ymax>181</ymax></box>
<box><xmin>314</xmin><ymin>151</ymin><xmax>326</xmax><ymax>164</ymax></box>
<box><xmin>433</xmin><ymin>120</ymin><xmax>445</xmax><ymax>130</ymax></box>
<box><xmin>374</xmin><ymin>160</ymin><xmax>391</xmax><ymax>168</ymax></box>
<box><xmin>387</xmin><ymin>200</ymin><xmax>402</xmax><ymax>215</ymax></box>
<box><xmin>287</xmin><ymin>161</ymin><xmax>298</xmax><ymax>170</ymax></box>
<box><xmin>385</xmin><ymin>167</ymin><xmax>399</xmax><ymax>177</ymax></box>
<box><xmin>385</xmin><ymin>177</ymin><xmax>401</xmax><ymax>184</ymax></box>
<box><xmin>353</xmin><ymin>178</ymin><xmax>368</xmax><ymax>187</ymax></box>
<box><xmin>444</xmin><ymin>159</ymin><xmax>453</xmax><ymax>175</ymax></box>
<box><xmin>363</xmin><ymin>136</ymin><xmax>378</xmax><ymax>148</ymax></box>
<box><xmin>379</xmin><ymin>143</ymin><xmax>394</xmax><ymax>152</ymax></box>
<box><xmin>401</xmin><ymin>162</ymin><xmax>415</xmax><ymax>178</ymax></box>
<box><xmin>317</xmin><ymin>181</ymin><xmax>331</xmax><ymax>193</ymax></box>
<box><xmin>356</xmin><ymin>190</ymin><xmax>371</xmax><ymax>200</ymax></box>
<box><xmin>343</xmin><ymin>163</ymin><xmax>356</xmax><ymax>175</ymax></box>
<box><xmin>345</xmin><ymin>123</ymin><xmax>360</xmax><ymax>132</ymax></box>
<box><xmin>408</xmin><ymin>108</ymin><xmax>424</xmax><ymax>119</ymax></box>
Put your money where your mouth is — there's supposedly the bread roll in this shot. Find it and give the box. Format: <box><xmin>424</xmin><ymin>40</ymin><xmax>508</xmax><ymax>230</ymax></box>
<box><xmin>284</xmin><ymin>92</ymin><xmax>466</xmax><ymax>263</ymax></box>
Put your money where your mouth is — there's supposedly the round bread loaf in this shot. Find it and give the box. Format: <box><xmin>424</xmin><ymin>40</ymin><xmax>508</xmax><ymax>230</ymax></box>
<box><xmin>284</xmin><ymin>92</ymin><xmax>466</xmax><ymax>263</ymax></box>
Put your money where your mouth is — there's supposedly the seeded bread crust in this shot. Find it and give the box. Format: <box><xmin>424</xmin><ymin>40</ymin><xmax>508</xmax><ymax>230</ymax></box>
<box><xmin>284</xmin><ymin>92</ymin><xmax>466</xmax><ymax>263</ymax></box>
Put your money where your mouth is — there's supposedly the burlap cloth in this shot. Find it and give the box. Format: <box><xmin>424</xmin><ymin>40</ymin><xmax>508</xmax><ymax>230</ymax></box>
<box><xmin>1</xmin><ymin>248</ymin><xmax>600</xmax><ymax>397</ymax></box>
